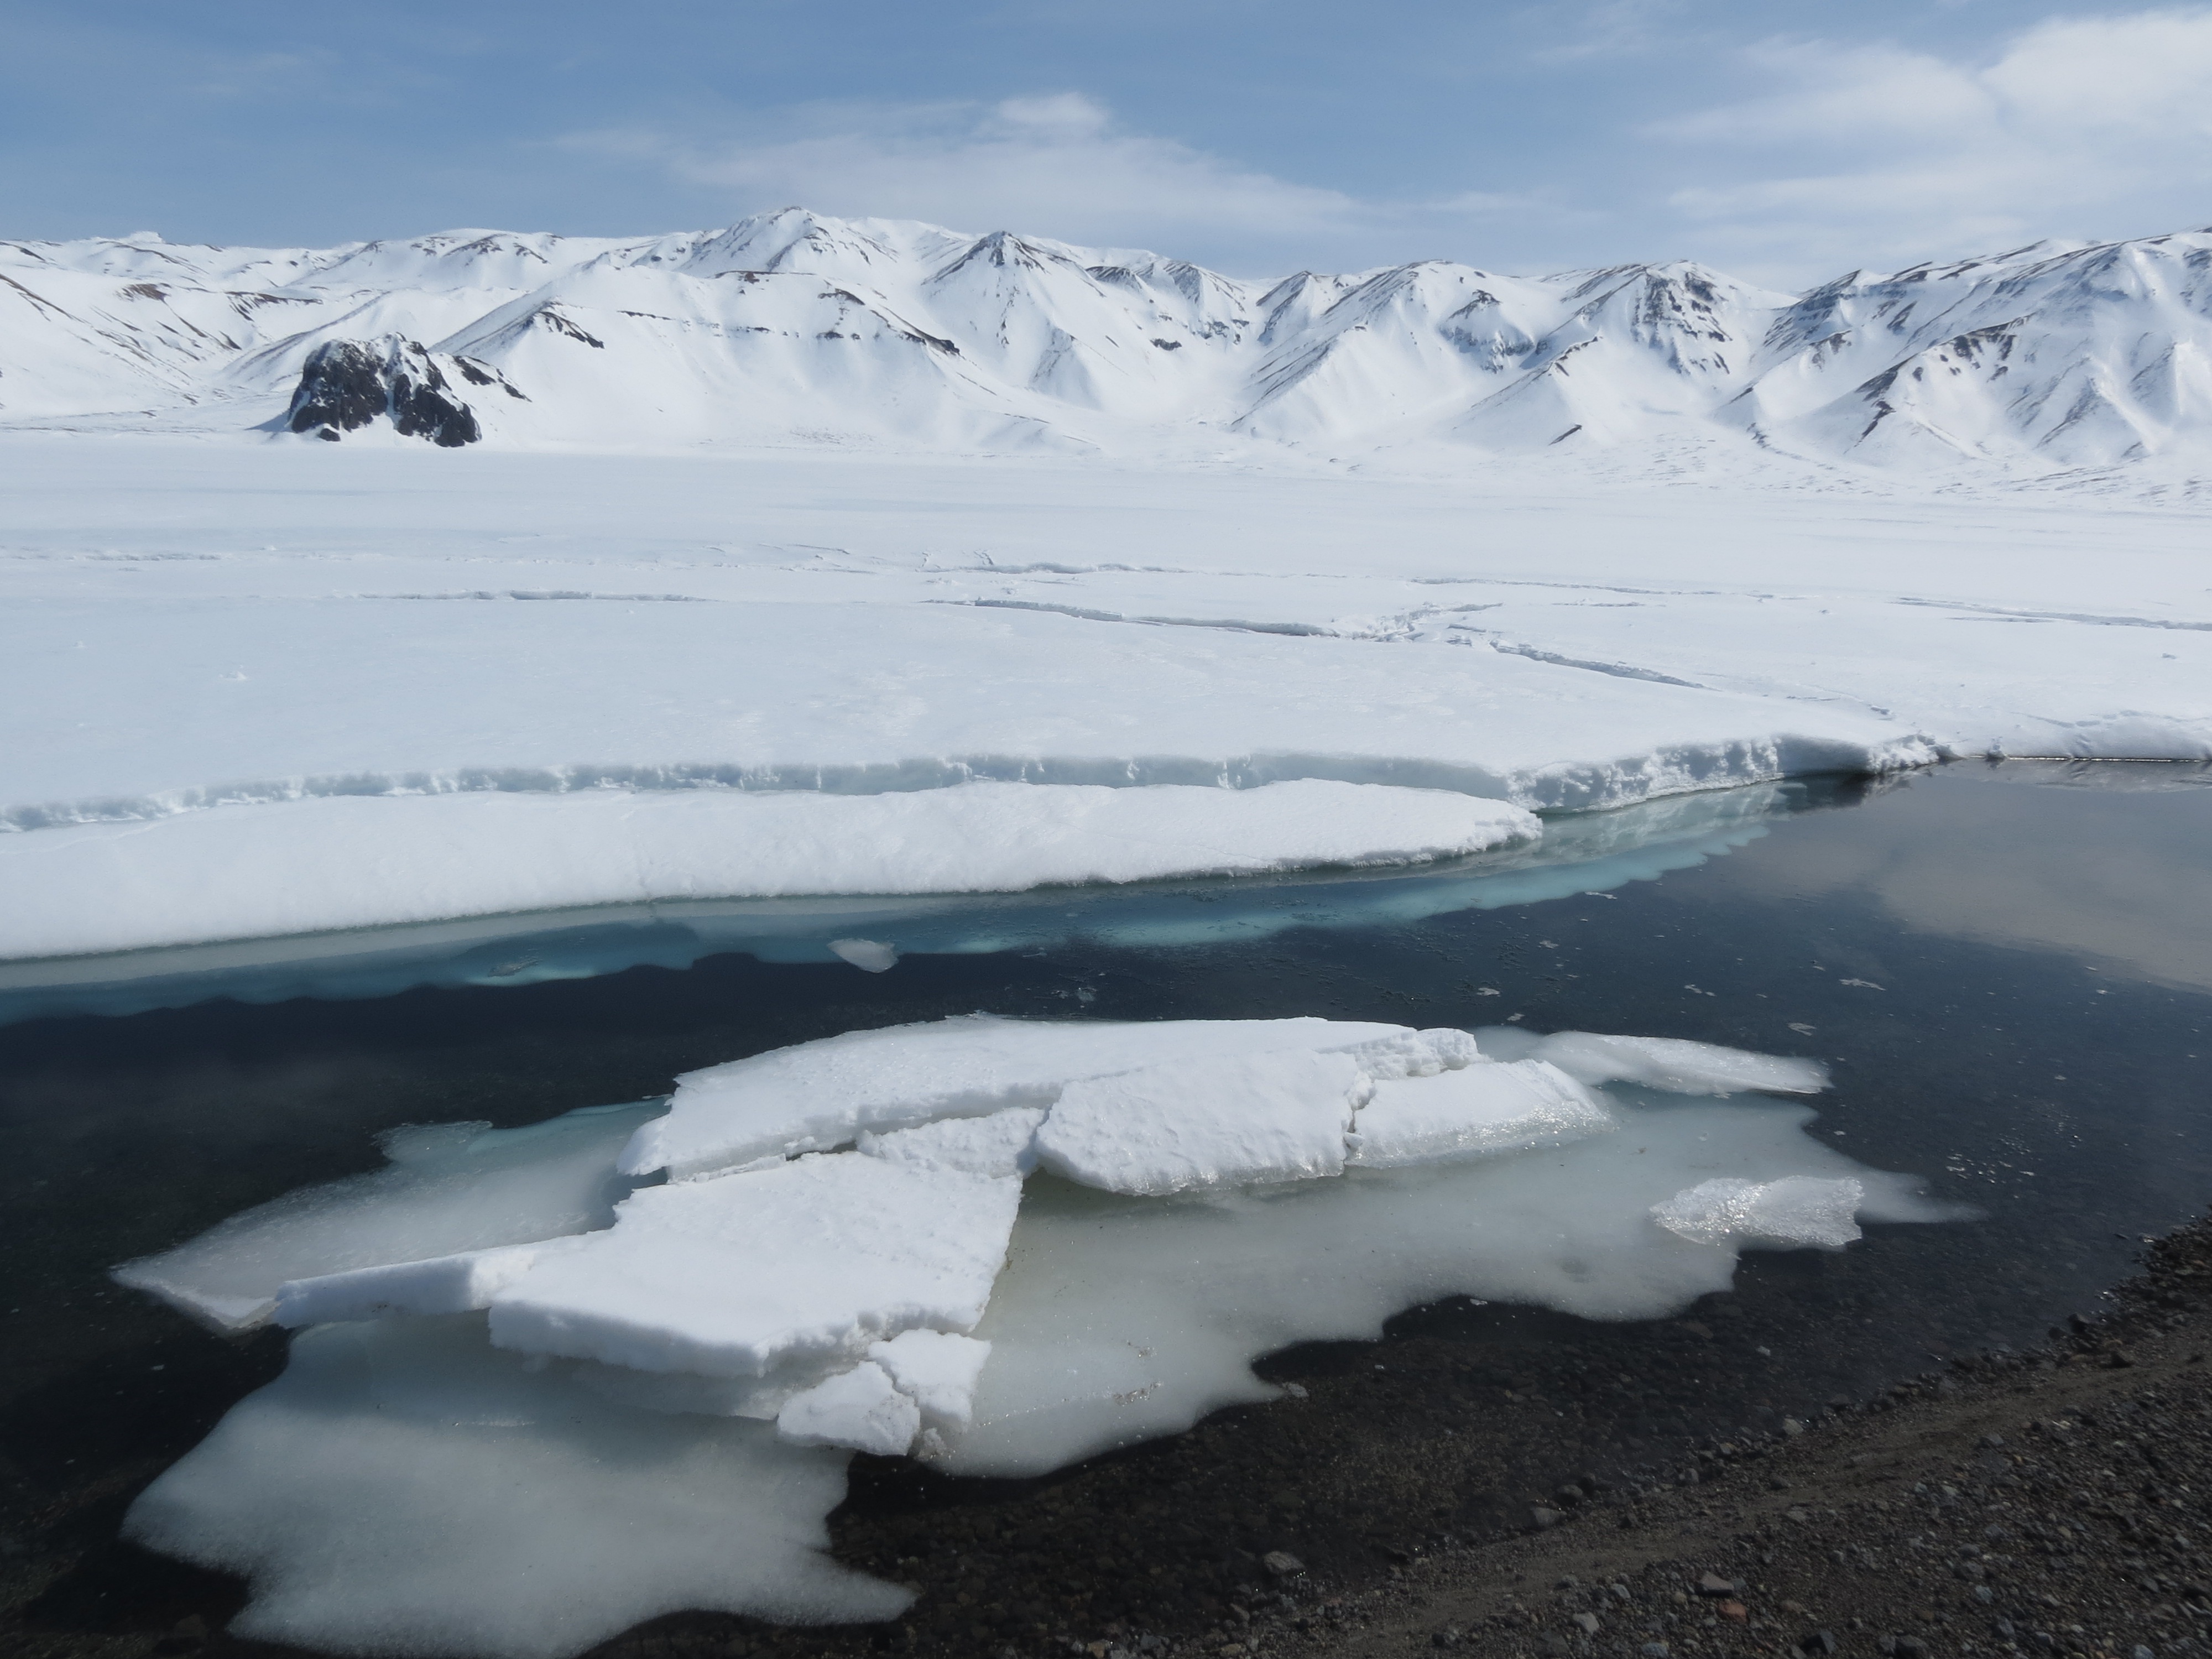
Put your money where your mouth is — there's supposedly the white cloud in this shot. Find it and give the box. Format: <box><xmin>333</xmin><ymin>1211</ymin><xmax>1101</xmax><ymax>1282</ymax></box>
<box><xmin>1648</xmin><ymin>8</ymin><xmax>2212</xmax><ymax>279</ymax></box>
<box><xmin>560</xmin><ymin>95</ymin><xmax>1562</xmax><ymax>274</ymax></box>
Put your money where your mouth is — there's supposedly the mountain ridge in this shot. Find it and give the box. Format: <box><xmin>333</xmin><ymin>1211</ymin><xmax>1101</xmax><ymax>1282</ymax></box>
<box><xmin>4</xmin><ymin>208</ymin><xmax>2209</xmax><ymax>469</ymax></box>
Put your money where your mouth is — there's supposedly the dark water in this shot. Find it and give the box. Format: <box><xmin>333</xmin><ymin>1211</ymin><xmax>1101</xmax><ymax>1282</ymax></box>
<box><xmin>2</xmin><ymin>761</ymin><xmax>2209</xmax><ymax>1651</ymax></box>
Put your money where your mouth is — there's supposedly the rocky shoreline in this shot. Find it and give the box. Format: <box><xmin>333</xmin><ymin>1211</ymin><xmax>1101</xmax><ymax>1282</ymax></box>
<box><xmin>1120</xmin><ymin>1217</ymin><xmax>2212</xmax><ymax>1659</ymax></box>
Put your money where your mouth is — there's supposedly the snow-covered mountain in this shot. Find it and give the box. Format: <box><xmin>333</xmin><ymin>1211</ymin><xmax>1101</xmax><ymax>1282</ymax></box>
<box><xmin>4</xmin><ymin>208</ymin><xmax>2209</xmax><ymax>468</ymax></box>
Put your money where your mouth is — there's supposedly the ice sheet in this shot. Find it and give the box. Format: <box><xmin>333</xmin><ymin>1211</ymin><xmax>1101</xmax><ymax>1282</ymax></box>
<box><xmin>1345</xmin><ymin>1059</ymin><xmax>1614</xmax><ymax>1168</ymax></box>
<box><xmin>0</xmin><ymin>780</ymin><xmax>1539</xmax><ymax>961</ymax></box>
<box><xmin>1032</xmin><ymin>1048</ymin><xmax>1370</xmax><ymax>1195</ymax></box>
<box><xmin>112</xmin><ymin>1101</ymin><xmax>661</xmax><ymax>1331</ymax></box>
<box><xmin>124</xmin><ymin>1316</ymin><xmax>909</xmax><ymax>1659</ymax></box>
<box><xmin>486</xmin><ymin>1153</ymin><xmax>1023</xmax><ymax>1377</ymax></box>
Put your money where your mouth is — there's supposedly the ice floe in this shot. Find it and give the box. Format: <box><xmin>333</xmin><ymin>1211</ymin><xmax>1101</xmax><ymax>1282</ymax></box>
<box><xmin>116</xmin><ymin>1015</ymin><xmax>1955</xmax><ymax>1657</ymax></box>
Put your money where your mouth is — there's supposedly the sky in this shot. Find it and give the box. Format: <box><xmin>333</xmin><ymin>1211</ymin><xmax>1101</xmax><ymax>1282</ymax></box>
<box><xmin>3</xmin><ymin>1</ymin><xmax>2209</xmax><ymax>286</ymax></box>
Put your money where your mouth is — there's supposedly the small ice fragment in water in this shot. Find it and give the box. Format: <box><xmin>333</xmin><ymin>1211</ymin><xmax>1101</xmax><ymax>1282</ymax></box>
<box><xmin>1651</xmin><ymin>1176</ymin><xmax>1865</xmax><ymax>1249</ymax></box>
<box><xmin>827</xmin><ymin>938</ymin><xmax>899</xmax><ymax>972</ymax></box>
<box><xmin>776</xmin><ymin>1362</ymin><xmax>921</xmax><ymax>1455</ymax></box>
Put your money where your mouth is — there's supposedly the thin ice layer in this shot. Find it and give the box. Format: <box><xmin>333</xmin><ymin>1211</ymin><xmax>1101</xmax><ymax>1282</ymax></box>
<box><xmin>1032</xmin><ymin>1049</ymin><xmax>1371</xmax><ymax>1196</ymax></box>
<box><xmin>113</xmin><ymin>1101</ymin><xmax>661</xmax><ymax>1331</ymax></box>
<box><xmin>857</xmin><ymin>1108</ymin><xmax>1046</xmax><ymax>1177</ymax></box>
<box><xmin>620</xmin><ymin>1014</ymin><xmax>1435</xmax><ymax>1182</ymax></box>
<box><xmin>1345</xmin><ymin>1060</ymin><xmax>1613</xmax><ymax>1168</ymax></box>
<box><xmin>487</xmin><ymin>1154</ymin><xmax>1022</xmax><ymax>1377</ymax></box>
<box><xmin>1651</xmin><ymin>1176</ymin><xmax>1866</xmax><ymax>1249</ymax></box>
<box><xmin>1477</xmin><ymin>1027</ymin><xmax>1828</xmax><ymax>1096</ymax></box>
<box><xmin>123</xmin><ymin>1316</ymin><xmax>907</xmax><ymax>1659</ymax></box>
<box><xmin>942</xmin><ymin>1107</ymin><xmax>1944</xmax><ymax>1478</ymax></box>
<box><xmin>274</xmin><ymin>1239</ymin><xmax>579</xmax><ymax>1328</ymax></box>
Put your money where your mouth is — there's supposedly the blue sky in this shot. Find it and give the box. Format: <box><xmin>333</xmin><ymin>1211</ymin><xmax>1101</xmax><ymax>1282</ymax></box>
<box><xmin>4</xmin><ymin>1</ymin><xmax>2210</xmax><ymax>284</ymax></box>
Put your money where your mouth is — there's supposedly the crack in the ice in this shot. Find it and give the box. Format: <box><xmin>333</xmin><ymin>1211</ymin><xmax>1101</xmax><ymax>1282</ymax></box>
<box><xmin>1898</xmin><ymin>597</ymin><xmax>2212</xmax><ymax>632</ymax></box>
<box><xmin>1470</xmin><ymin>636</ymin><xmax>1712</xmax><ymax>688</ymax></box>
<box><xmin>945</xmin><ymin>598</ymin><xmax>1335</xmax><ymax>637</ymax></box>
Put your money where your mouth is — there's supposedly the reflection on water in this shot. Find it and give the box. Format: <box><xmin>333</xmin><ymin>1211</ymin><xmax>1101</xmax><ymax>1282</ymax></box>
<box><xmin>2</xmin><ymin>761</ymin><xmax>2210</xmax><ymax>1653</ymax></box>
<box><xmin>0</xmin><ymin>778</ymin><xmax>1825</xmax><ymax>1026</ymax></box>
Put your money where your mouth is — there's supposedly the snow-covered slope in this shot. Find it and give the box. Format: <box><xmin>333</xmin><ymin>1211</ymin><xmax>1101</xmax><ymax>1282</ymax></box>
<box><xmin>7</xmin><ymin>211</ymin><xmax>2209</xmax><ymax>467</ymax></box>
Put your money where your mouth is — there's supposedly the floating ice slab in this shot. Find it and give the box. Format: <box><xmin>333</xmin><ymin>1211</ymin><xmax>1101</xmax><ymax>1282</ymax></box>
<box><xmin>0</xmin><ymin>779</ymin><xmax>1538</xmax><ymax>961</ymax></box>
<box><xmin>1032</xmin><ymin>1048</ymin><xmax>1370</xmax><ymax>1195</ymax></box>
<box><xmin>1651</xmin><ymin>1175</ymin><xmax>1866</xmax><ymax>1249</ymax></box>
<box><xmin>115</xmin><ymin>1016</ymin><xmax>1962</xmax><ymax>1656</ymax></box>
<box><xmin>623</xmin><ymin>1013</ymin><xmax>1431</xmax><ymax>1181</ymax></box>
<box><xmin>124</xmin><ymin>1316</ymin><xmax>908</xmax><ymax>1659</ymax></box>
<box><xmin>487</xmin><ymin>1153</ymin><xmax>1022</xmax><ymax>1377</ymax></box>
<box><xmin>1345</xmin><ymin>1059</ymin><xmax>1613</xmax><ymax>1168</ymax></box>
<box><xmin>113</xmin><ymin>1101</ymin><xmax>661</xmax><ymax>1331</ymax></box>
<box><xmin>1477</xmin><ymin>1027</ymin><xmax>1828</xmax><ymax>1096</ymax></box>
<box><xmin>775</xmin><ymin>1361</ymin><xmax>921</xmax><ymax>1457</ymax></box>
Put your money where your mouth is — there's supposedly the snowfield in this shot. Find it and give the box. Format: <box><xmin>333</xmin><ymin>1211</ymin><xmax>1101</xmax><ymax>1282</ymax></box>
<box><xmin>114</xmin><ymin>1015</ymin><xmax>1955</xmax><ymax>1657</ymax></box>
<box><xmin>0</xmin><ymin>433</ymin><xmax>2205</xmax><ymax>964</ymax></box>
<box><xmin>0</xmin><ymin>208</ymin><xmax>2206</xmax><ymax>964</ymax></box>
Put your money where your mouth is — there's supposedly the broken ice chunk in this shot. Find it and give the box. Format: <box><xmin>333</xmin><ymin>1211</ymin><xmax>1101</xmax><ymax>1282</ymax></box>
<box><xmin>775</xmin><ymin>1362</ymin><xmax>921</xmax><ymax>1456</ymax></box>
<box><xmin>868</xmin><ymin>1328</ymin><xmax>992</xmax><ymax>1432</ymax></box>
<box><xmin>1345</xmin><ymin>1059</ymin><xmax>1612</xmax><ymax>1168</ymax></box>
<box><xmin>1651</xmin><ymin>1176</ymin><xmax>1865</xmax><ymax>1249</ymax></box>
<box><xmin>487</xmin><ymin>1154</ymin><xmax>1022</xmax><ymax>1378</ymax></box>
<box><xmin>1479</xmin><ymin>1028</ymin><xmax>1828</xmax><ymax>1096</ymax></box>
<box><xmin>619</xmin><ymin>1013</ymin><xmax>1423</xmax><ymax>1181</ymax></box>
<box><xmin>1032</xmin><ymin>1049</ymin><xmax>1371</xmax><ymax>1196</ymax></box>
<box><xmin>857</xmin><ymin>1108</ymin><xmax>1046</xmax><ymax>1177</ymax></box>
<box><xmin>827</xmin><ymin>938</ymin><xmax>899</xmax><ymax>973</ymax></box>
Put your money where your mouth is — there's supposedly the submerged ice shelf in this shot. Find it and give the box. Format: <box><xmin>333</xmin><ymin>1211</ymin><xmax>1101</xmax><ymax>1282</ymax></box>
<box><xmin>116</xmin><ymin>1014</ymin><xmax>1955</xmax><ymax>1658</ymax></box>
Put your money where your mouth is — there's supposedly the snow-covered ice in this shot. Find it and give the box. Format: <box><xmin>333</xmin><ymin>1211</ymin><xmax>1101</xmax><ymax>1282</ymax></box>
<box><xmin>116</xmin><ymin>1015</ymin><xmax>1955</xmax><ymax>1655</ymax></box>
<box><xmin>624</xmin><ymin>1013</ymin><xmax>1426</xmax><ymax>1182</ymax></box>
<box><xmin>484</xmin><ymin>1154</ymin><xmax>1024</xmax><ymax>1379</ymax></box>
<box><xmin>1031</xmin><ymin>1048</ymin><xmax>1371</xmax><ymax>1195</ymax></box>
<box><xmin>0</xmin><ymin>780</ymin><xmax>1538</xmax><ymax>960</ymax></box>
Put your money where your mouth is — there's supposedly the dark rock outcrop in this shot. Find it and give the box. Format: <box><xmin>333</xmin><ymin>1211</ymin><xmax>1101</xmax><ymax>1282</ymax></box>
<box><xmin>284</xmin><ymin>337</ymin><xmax>518</xmax><ymax>446</ymax></box>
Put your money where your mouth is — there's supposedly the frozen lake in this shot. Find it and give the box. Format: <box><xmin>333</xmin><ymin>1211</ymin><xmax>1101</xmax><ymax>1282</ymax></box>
<box><xmin>2</xmin><ymin>760</ymin><xmax>2208</xmax><ymax>1655</ymax></box>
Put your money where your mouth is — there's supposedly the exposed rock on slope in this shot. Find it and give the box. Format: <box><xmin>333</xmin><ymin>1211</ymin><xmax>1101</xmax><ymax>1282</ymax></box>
<box><xmin>283</xmin><ymin>336</ymin><xmax>519</xmax><ymax>446</ymax></box>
